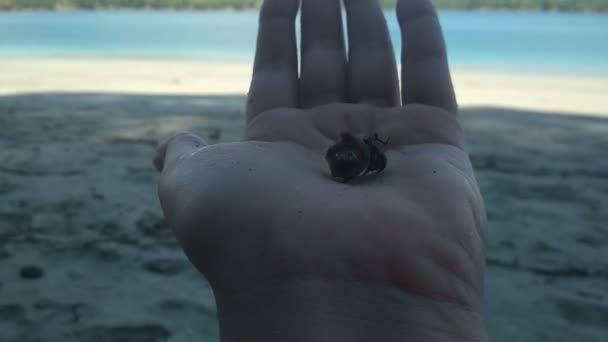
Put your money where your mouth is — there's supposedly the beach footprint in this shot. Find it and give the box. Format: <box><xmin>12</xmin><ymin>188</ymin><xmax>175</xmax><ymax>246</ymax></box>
<box><xmin>136</xmin><ymin>211</ymin><xmax>170</xmax><ymax>239</ymax></box>
<box><xmin>0</xmin><ymin>304</ymin><xmax>28</xmax><ymax>342</ymax></box>
<box><xmin>556</xmin><ymin>296</ymin><xmax>608</xmax><ymax>330</ymax></box>
<box><xmin>142</xmin><ymin>258</ymin><xmax>190</xmax><ymax>277</ymax></box>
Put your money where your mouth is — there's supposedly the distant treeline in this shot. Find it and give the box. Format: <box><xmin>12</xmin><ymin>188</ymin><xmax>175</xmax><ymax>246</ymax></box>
<box><xmin>417</xmin><ymin>0</ymin><xmax>608</xmax><ymax>11</ymax></box>
<box><xmin>1</xmin><ymin>0</ymin><xmax>607</xmax><ymax>12</ymax></box>
<box><xmin>0</xmin><ymin>0</ymin><xmax>261</xmax><ymax>10</ymax></box>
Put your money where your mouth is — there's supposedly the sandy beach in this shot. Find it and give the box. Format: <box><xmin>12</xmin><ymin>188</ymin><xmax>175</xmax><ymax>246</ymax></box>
<box><xmin>1</xmin><ymin>58</ymin><xmax>608</xmax><ymax>116</ymax></box>
<box><xmin>1</xmin><ymin>58</ymin><xmax>607</xmax><ymax>342</ymax></box>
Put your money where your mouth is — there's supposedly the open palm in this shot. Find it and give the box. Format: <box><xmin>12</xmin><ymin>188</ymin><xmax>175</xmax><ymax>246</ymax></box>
<box><xmin>155</xmin><ymin>0</ymin><xmax>488</xmax><ymax>341</ymax></box>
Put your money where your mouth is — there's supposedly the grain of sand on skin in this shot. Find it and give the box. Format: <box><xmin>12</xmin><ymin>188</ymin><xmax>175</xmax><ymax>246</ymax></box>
<box><xmin>0</xmin><ymin>60</ymin><xmax>607</xmax><ymax>341</ymax></box>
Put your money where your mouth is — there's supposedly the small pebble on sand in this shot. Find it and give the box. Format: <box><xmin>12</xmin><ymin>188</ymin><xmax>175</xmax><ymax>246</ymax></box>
<box><xmin>19</xmin><ymin>265</ymin><xmax>44</xmax><ymax>280</ymax></box>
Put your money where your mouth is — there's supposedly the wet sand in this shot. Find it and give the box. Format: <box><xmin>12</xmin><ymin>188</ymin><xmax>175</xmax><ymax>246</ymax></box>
<box><xmin>0</xmin><ymin>59</ymin><xmax>607</xmax><ymax>342</ymax></box>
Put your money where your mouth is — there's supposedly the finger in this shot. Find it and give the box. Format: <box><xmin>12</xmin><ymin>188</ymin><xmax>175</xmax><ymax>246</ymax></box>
<box><xmin>344</xmin><ymin>0</ymin><xmax>400</xmax><ymax>107</ymax></box>
<box><xmin>300</xmin><ymin>0</ymin><xmax>348</xmax><ymax>108</ymax></box>
<box><xmin>247</xmin><ymin>0</ymin><xmax>300</xmax><ymax>120</ymax></box>
<box><xmin>153</xmin><ymin>133</ymin><xmax>207</xmax><ymax>173</ymax></box>
<box><xmin>397</xmin><ymin>0</ymin><xmax>457</xmax><ymax>113</ymax></box>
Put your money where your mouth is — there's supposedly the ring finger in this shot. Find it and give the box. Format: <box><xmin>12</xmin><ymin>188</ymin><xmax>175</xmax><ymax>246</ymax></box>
<box><xmin>344</xmin><ymin>0</ymin><xmax>400</xmax><ymax>107</ymax></box>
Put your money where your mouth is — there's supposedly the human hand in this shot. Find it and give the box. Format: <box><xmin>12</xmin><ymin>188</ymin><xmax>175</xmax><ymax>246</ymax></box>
<box><xmin>154</xmin><ymin>0</ymin><xmax>488</xmax><ymax>341</ymax></box>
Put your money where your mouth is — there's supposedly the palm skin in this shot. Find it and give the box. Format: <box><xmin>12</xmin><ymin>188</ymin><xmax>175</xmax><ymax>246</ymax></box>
<box><xmin>155</xmin><ymin>0</ymin><xmax>488</xmax><ymax>341</ymax></box>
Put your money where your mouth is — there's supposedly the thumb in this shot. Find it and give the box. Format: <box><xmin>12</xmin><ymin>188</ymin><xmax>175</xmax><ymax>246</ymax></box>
<box><xmin>153</xmin><ymin>132</ymin><xmax>207</xmax><ymax>172</ymax></box>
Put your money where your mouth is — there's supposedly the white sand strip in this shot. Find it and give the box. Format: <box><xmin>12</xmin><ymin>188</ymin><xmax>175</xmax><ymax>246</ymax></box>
<box><xmin>0</xmin><ymin>58</ymin><xmax>606</xmax><ymax>116</ymax></box>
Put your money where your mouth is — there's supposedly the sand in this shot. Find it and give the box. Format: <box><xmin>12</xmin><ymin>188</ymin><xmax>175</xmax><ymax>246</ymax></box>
<box><xmin>0</xmin><ymin>58</ymin><xmax>607</xmax><ymax>342</ymax></box>
<box><xmin>1</xmin><ymin>58</ymin><xmax>608</xmax><ymax>117</ymax></box>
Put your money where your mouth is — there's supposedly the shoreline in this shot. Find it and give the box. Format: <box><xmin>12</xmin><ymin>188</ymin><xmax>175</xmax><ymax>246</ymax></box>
<box><xmin>1</xmin><ymin>55</ymin><xmax>607</xmax><ymax>77</ymax></box>
<box><xmin>1</xmin><ymin>9</ymin><xmax>607</xmax><ymax>14</ymax></box>
<box><xmin>1</xmin><ymin>57</ymin><xmax>607</xmax><ymax>117</ymax></box>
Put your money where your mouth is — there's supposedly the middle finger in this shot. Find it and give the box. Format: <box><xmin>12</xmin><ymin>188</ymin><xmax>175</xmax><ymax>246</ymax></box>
<box><xmin>300</xmin><ymin>0</ymin><xmax>348</xmax><ymax>108</ymax></box>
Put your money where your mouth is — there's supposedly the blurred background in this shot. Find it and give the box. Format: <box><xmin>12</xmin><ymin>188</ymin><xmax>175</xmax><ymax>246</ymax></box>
<box><xmin>0</xmin><ymin>1</ymin><xmax>607</xmax><ymax>341</ymax></box>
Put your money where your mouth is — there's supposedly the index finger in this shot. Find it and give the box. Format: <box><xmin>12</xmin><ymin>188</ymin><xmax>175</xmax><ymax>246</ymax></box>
<box><xmin>397</xmin><ymin>0</ymin><xmax>457</xmax><ymax>113</ymax></box>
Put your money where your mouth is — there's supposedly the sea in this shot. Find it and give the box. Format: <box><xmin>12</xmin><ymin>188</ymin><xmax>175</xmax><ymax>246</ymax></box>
<box><xmin>0</xmin><ymin>10</ymin><xmax>607</xmax><ymax>74</ymax></box>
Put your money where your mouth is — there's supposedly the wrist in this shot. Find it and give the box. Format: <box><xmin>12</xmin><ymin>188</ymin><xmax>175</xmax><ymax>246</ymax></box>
<box><xmin>213</xmin><ymin>277</ymin><xmax>488</xmax><ymax>342</ymax></box>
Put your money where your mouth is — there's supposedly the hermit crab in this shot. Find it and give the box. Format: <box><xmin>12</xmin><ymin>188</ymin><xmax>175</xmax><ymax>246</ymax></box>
<box><xmin>325</xmin><ymin>132</ymin><xmax>389</xmax><ymax>182</ymax></box>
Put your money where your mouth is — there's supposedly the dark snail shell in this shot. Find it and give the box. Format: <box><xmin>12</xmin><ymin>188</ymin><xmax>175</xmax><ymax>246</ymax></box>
<box><xmin>325</xmin><ymin>133</ymin><xmax>371</xmax><ymax>181</ymax></box>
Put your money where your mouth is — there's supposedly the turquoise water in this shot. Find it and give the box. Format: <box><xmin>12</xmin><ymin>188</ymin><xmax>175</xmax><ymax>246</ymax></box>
<box><xmin>1</xmin><ymin>11</ymin><xmax>607</xmax><ymax>74</ymax></box>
